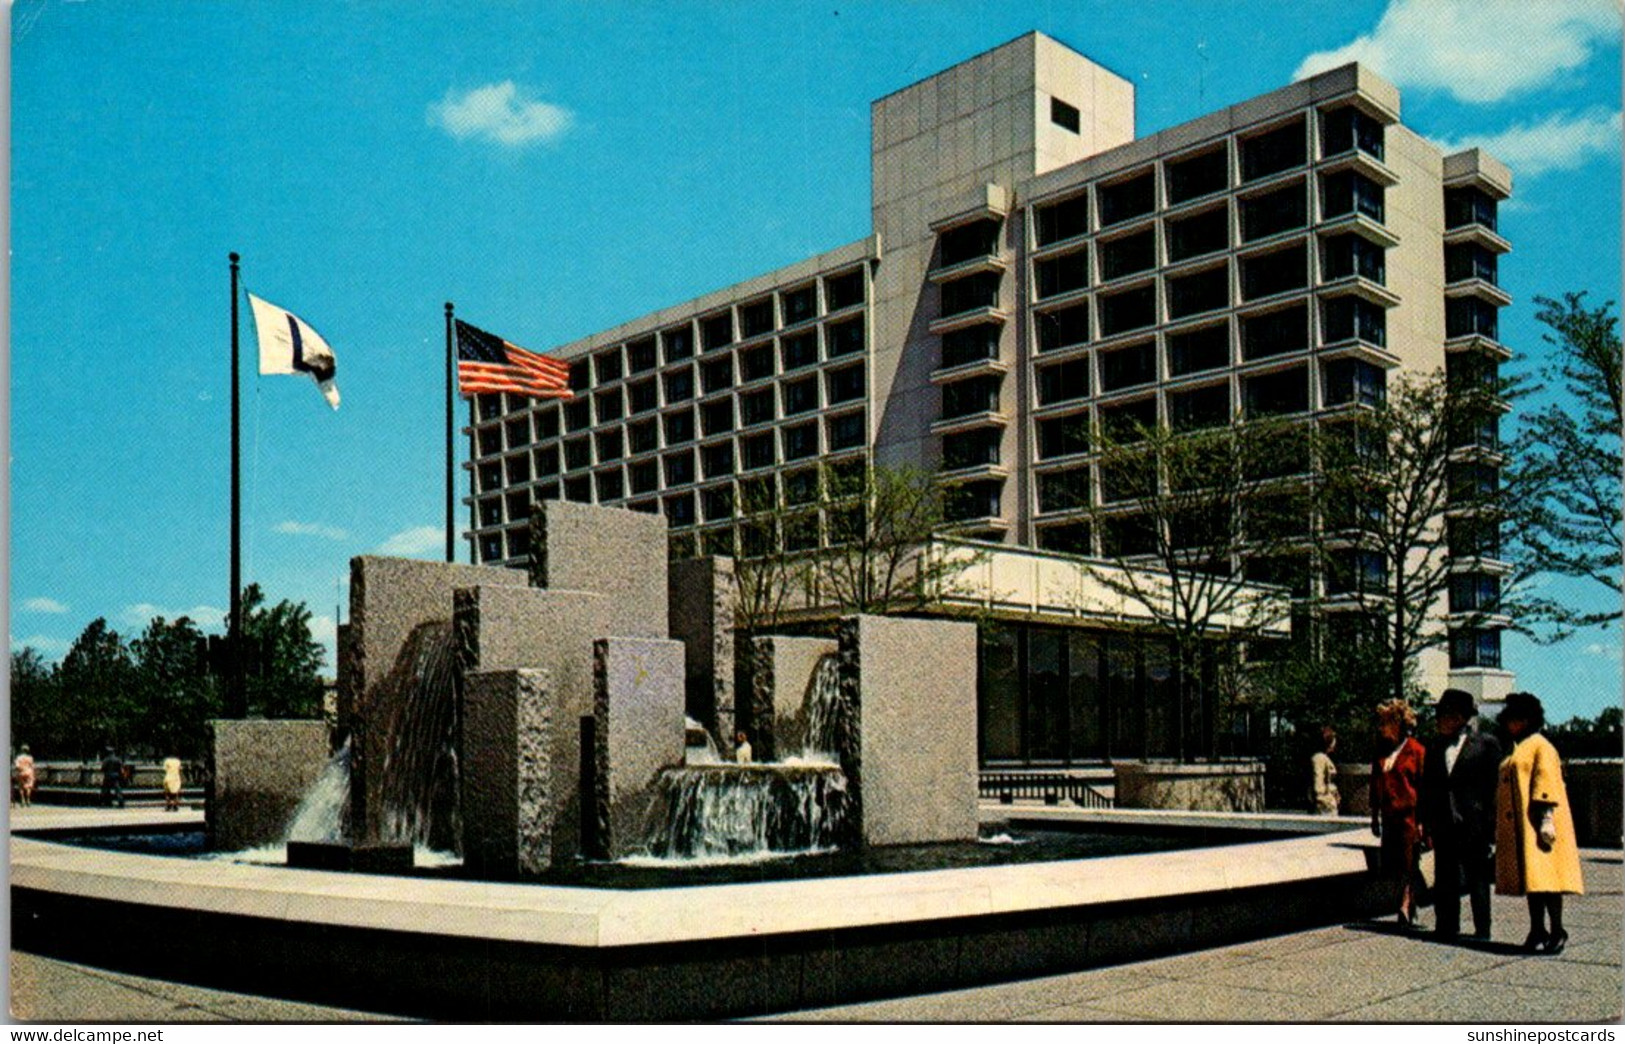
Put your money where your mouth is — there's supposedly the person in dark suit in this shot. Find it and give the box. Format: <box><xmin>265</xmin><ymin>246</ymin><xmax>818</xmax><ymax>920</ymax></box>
<box><xmin>1422</xmin><ymin>688</ymin><xmax>1502</xmax><ymax>941</ymax></box>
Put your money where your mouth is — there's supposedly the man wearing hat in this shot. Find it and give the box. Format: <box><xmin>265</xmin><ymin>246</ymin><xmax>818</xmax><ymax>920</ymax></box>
<box><xmin>1422</xmin><ymin>688</ymin><xmax>1502</xmax><ymax>940</ymax></box>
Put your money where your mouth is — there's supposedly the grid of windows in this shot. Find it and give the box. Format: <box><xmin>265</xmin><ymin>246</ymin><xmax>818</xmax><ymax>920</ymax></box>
<box><xmin>467</xmin><ymin>264</ymin><xmax>871</xmax><ymax>562</ymax></box>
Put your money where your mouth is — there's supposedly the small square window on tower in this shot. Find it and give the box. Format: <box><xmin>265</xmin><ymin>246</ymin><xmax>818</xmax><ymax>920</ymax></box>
<box><xmin>1051</xmin><ymin>97</ymin><xmax>1081</xmax><ymax>134</ymax></box>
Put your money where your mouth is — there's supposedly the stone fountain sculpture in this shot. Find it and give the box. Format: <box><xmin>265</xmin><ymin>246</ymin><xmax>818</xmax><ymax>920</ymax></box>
<box><xmin>210</xmin><ymin>499</ymin><xmax>978</xmax><ymax>875</ymax></box>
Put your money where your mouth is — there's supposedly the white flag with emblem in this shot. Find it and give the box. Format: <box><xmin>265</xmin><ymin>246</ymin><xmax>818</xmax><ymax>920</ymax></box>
<box><xmin>247</xmin><ymin>293</ymin><xmax>341</xmax><ymax>409</ymax></box>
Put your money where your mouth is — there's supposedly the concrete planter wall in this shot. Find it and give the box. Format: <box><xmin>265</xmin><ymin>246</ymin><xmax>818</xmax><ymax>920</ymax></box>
<box><xmin>1565</xmin><ymin>759</ymin><xmax>1622</xmax><ymax>849</ymax></box>
<box><xmin>1114</xmin><ymin>761</ymin><xmax>1266</xmax><ymax>813</ymax></box>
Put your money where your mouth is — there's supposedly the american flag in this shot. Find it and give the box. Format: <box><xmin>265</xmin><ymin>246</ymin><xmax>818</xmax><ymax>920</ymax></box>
<box><xmin>455</xmin><ymin>319</ymin><xmax>573</xmax><ymax>399</ymax></box>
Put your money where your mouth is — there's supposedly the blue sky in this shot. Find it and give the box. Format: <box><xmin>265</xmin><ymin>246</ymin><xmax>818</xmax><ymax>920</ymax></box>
<box><xmin>10</xmin><ymin>0</ymin><xmax>1621</xmax><ymax>723</ymax></box>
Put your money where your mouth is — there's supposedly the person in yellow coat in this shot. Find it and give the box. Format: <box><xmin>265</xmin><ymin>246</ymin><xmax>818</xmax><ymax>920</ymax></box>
<box><xmin>1495</xmin><ymin>692</ymin><xmax>1584</xmax><ymax>954</ymax></box>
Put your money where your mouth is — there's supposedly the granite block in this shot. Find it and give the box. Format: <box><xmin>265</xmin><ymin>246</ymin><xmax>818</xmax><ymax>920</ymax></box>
<box><xmin>343</xmin><ymin>555</ymin><xmax>525</xmax><ymax>841</ymax></box>
<box><xmin>460</xmin><ymin>668</ymin><xmax>552</xmax><ymax>876</ymax></box>
<box><xmin>841</xmin><ymin>614</ymin><xmax>979</xmax><ymax>846</ymax></box>
<box><xmin>528</xmin><ymin>500</ymin><xmax>667</xmax><ymax>640</ymax></box>
<box><xmin>668</xmin><ymin>556</ymin><xmax>736</xmax><ymax>755</ymax></box>
<box><xmin>593</xmin><ymin>637</ymin><xmax>686</xmax><ymax>858</ymax></box>
<box><xmin>208</xmin><ymin>719</ymin><xmax>329</xmax><ymax>851</ymax></box>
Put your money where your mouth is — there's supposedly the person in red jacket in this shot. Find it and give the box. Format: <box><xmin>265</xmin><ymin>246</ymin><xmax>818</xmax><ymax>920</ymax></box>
<box><xmin>1371</xmin><ymin>698</ymin><xmax>1427</xmax><ymax>929</ymax></box>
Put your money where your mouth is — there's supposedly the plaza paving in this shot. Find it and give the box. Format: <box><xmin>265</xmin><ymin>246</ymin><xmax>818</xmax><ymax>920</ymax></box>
<box><xmin>775</xmin><ymin>853</ymin><xmax>1623</xmax><ymax>1023</ymax></box>
<box><xmin>7</xmin><ymin>804</ymin><xmax>1620</xmax><ymax>1023</ymax></box>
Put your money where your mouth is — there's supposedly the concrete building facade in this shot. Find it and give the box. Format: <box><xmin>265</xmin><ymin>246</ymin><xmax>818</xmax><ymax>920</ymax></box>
<box><xmin>462</xmin><ymin>33</ymin><xmax>1515</xmax><ymax>763</ymax></box>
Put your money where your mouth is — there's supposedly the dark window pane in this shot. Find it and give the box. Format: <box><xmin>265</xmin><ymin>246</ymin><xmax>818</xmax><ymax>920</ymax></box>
<box><xmin>1240</xmin><ymin>120</ymin><xmax>1306</xmax><ymax>182</ymax></box>
<box><xmin>1242</xmin><ymin>304</ymin><xmax>1309</xmax><ymax>360</ymax></box>
<box><xmin>1243</xmin><ymin>366</ymin><xmax>1309</xmax><ymax>417</ymax></box>
<box><xmin>1168</xmin><ymin>264</ymin><xmax>1231</xmax><ymax>318</ymax></box>
<box><xmin>942</xmin><ymin>324</ymin><xmax>1000</xmax><ymax>368</ymax></box>
<box><xmin>662</xmin><ymin>326</ymin><xmax>694</xmax><ymax>363</ymax></box>
<box><xmin>941</xmin><ymin>272</ymin><xmax>1002</xmax><ymax>316</ymax></box>
<box><xmin>1036</xmin><ymin>249</ymin><xmax>1089</xmax><ymax>299</ymax></box>
<box><xmin>740</xmin><ymin>344</ymin><xmax>775</xmax><ymax>382</ymax></box>
<box><xmin>782</xmin><ymin>285</ymin><xmax>817</xmax><ymax>325</ymax></box>
<box><xmin>1241</xmin><ymin>242</ymin><xmax>1308</xmax><ymax>301</ymax></box>
<box><xmin>826</xmin><ymin>364</ymin><xmax>865</xmax><ymax>404</ymax></box>
<box><xmin>627</xmin><ymin>419</ymin><xmax>657</xmax><ymax>454</ymax></box>
<box><xmin>1037</xmin><ymin>412</ymin><xmax>1090</xmax><ymax>459</ymax></box>
<box><xmin>701</xmin><ymin>312</ymin><xmax>734</xmax><ymax>351</ymax></box>
<box><xmin>1051</xmin><ymin>97</ymin><xmax>1080</xmax><ymax>133</ymax></box>
<box><xmin>1036</xmin><ymin>194</ymin><xmax>1089</xmax><ymax>246</ymax></box>
<box><xmin>1166</xmin><ymin>206</ymin><xmax>1228</xmax><ymax>263</ymax></box>
<box><xmin>1037</xmin><ymin>468</ymin><xmax>1090</xmax><ymax>513</ymax></box>
<box><xmin>1099</xmin><ymin>341</ymin><xmax>1156</xmax><ymax>392</ymax></box>
<box><xmin>1167</xmin><ymin>147</ymin><xmax>1228</xmax><ymax>204</ymax></box>
<box><xmin>1100</xmin><ymin>284</ymin><xmax>1156</xmax><ymax>337</ymax></box>
<box><xmin>1170</xmin><ymin>382</ymin><xmax>1230</xmax><ymax>431</ymax></box>
<box><xmin>1036</xmin><ymin>305</ymin><xmax>1089</xmax><ymax>353</ymax></box>
<box><xmin>943</xmin><ymin>428</ymin><xmax>1001</xmax><ymax>469</ymax></box>
<box><xmin>1099</xmin><ymin>172</ymin><xmax>1155</xmax><ymax>228</ymax></box>
<box><xmin>939</xmin><ymin>219</ymin><xmax>1001</xmax><ymax>268</ymax></box>
<box><xmin>1445</xmin><ymin>187</ymin><xmax>1497</xmax><ymax>231</ymax></box>
<box><xmin>662</xmin><ymin>408</ymin><xmax>694</xmax><ymax>445</ymax></box>
<box><xmin>827</xmin><ymin>411</ymin><xmax>866</xmax><ymax>450</ymax></box>
<box><xmin>825</xmin><ymin>270</ymin><xmax>865</xmax><ymax>311</ymax></box>
<box><xmin>826</xmin><ymin>318</ymin><xmax>865</xmax><ymax>357</ymax></box>
<box><xmin>783</xmin><ymin>375</ymin><xmax>819</xmax><ymax>416</ymax></box>
<box><xmin>1100</xmin><ymin>231</ymin><xmax>1155</xmax><ymax>282</ymax></box>
<box><xmin>1168</xmin><ymin>322</ymin><xmax>1230</xmax><ymax>376</ymax></box>
<box><xmin>739</xmin><ymin>299</ymin><xmax>775</xmax><ymax>338</ymax></box>
<box><xmin>781</xmin><ymin>331</ymin><xmax>819</xmax><ymax>371</ymax></box>
<box><xmin>1038</xmin><ymin>358</ymin><xmax>1090</xmax><ymax>405</ymax></box>
<box><xmin>1239</xmin><ymin>184</ymin><xmax>1307</xmax><ymax>242</ymax></box>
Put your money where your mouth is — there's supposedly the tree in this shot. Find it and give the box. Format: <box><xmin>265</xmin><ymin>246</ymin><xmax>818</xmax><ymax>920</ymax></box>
<box><xmin>130</xmin><ymin>616</ymin><xmax>221</xmax><ymax>758</ymax></box>
<box><xmin>1314</xmin><ymin>369</ymin><xmax>1504</xmax><ymax>703</ymax></box>
<box><xmin>1078</xmin><ymin>417</ymin><xmax>1300</xmax><ymax>760</ymax></box>
<box><xmin>1508</xmin><ymin>292</ymin><xmax>1622</xmax><ymax>637</ymax></box>
<box><xmin>729</xmin><ymin>462</ymin><xmax>988</xmax><ymax>631</ymax></box>
<box><xmin>10</xmin><ymin>647</ymin><xmax>65</xmax><ymax>756</ymax></box>
<box><xmin>240</xmin><ymin>584</ymin><xmax>326</xmax><ymax>719</ymax></box>
<box><xmin>57</xmin><ymin>618</ymin><xmax>138</xmax><ymax>756</ymax></box>
<box><xmin>818</xmin><ymin>463</ymin><xmax>975</xmax><ymax>616</ymax></box>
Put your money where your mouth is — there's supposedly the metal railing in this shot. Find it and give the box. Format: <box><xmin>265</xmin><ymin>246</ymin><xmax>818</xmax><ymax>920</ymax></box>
<box><xmin>979</xmin><ymin>772</ymin><xmax>1115</xmax><ymax>809</ymax></box>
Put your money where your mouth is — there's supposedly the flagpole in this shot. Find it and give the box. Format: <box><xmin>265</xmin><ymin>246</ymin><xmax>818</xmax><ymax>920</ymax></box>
<box><xmin>229</xmin><ymin>252</ymin><xmax>245</xmax><ymax>718</ymax></box>
<box><xmin>444</xmin><ymin>302</ymin><xmax>456</xmax><ymax>563</ymax></box>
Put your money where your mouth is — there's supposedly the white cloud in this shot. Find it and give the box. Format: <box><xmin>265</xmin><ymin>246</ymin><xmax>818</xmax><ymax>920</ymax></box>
<box><xmin>274</xmin><ymin>520</ymin><xmax>349</xmax><ymax>541</ymax></box>
<box><xmin>21</xmin><ymin>597</ymin><xmax>69</xmax><ymax>614</ymax></box>
<box><xmin>1432</xmin><ymin>108</ymin><xmax>1623</xmax><ymax>178</ymax></box>
<box><xmin>12</xmin><ymin>634</ymin><xmax>70</xmax><ymax>656</ymax></box>
<box><xmin>120</xmin><ymin>602</ymin><xmax>226</xmax><ymax>629</ymax></box>
<box><xmin>1583</xmin><ymin>641</ymin><xmax>1622</xmax><ymax>659</ymax></box>
<box><xmin>376</xmin><ymin>525</ymin><xmax>445</xmax><ymax>556</ymax></box>
<box><xmin>427</xmin><ymin>82</ymin><xmax>574</xmax><ymax>147</ymax></box>
<box><xmin>1296</xmin><ymin>0</ymin><xmax>1619</xmax><ymax>103</ymax></box>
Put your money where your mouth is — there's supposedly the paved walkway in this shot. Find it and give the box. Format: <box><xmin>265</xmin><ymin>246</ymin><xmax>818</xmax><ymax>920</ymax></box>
<box><xmin>772</xmin><ymin>854</ymin><xmax>1623</xmax><ymax>1023</ymax></box>
<box><xmin>9</xmin><ymin>952</ymin><xmax>403</xmax><ymax>1023</ymax></box>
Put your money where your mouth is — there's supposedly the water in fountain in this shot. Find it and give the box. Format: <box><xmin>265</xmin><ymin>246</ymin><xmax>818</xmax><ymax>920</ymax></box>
<box><xmin>634</xmin><ymin>763</ymin><xmax>849</xmax><ymax>863</ymax></box>
<box><xmin>635</xmin><ymin>652</ymin><xmax>852</xmax><ymax>862</ymax></box>
<box><xmin>793</xmin><ymin>653</ymin><xmax>843</xmax><ymax>763</ymax></box>
<box><xmin>684</xmin><ymin>716</ymin><xmax>720</xmax><ymax>765</ymax></box>
<box><xmin>286</xmin><ymin>738</ymin><xmax>352</xmax><ymax>843</ymax></box>
<box><xmin>375</xmin><ymin>620</ymin><xmax>460</xmax><ymax>852</ymax></box>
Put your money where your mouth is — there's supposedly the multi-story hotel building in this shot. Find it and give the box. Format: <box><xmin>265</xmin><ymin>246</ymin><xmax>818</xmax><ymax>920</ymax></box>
<box><xmin>464</xmin><ymin>33</ymin><xmax>1515</xmax><ymax>762</ymax></box>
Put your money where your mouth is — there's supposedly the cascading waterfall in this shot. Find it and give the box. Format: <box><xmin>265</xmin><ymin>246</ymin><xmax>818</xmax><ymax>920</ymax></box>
<box><xmin>635</xmin><ymin>653</ymin><xmax>853</xmax><ymax>863</ymax></box>
<box><xmin>374</xmin><ymin>620</ymin><xmax>461</xmax><ymax>852</ymax></box>
<box><xmin>797</xmin><ymin>654</ymin><xmax>843</xmax><ymax>761</ymax></box>
<box><xmin>286</xmin><ymin>738</ymin><xmax>352</xmax><ymax>843</ymax></box>
<box><xmin>269</xmin><ymin>620</ymin><xmax>462</xmax><ymax>865</ymax></box>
